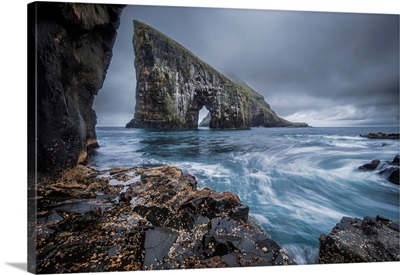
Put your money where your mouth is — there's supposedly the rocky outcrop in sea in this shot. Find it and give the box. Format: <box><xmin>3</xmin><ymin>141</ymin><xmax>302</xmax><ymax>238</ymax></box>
<box><xmin>32</xmin><ymin>165</ymin><xmax>295</xmax><ymax>273</ymax></box>
<box><xmin>358</xmin><ymin>155</ymin><xmax>399</xmax><ymax>185</ymax></box>
<box><xmin>360</xmin><ymin>132</ymin><xmax>400</xmax><ymax>140</ymax></box>
<box><xmin>126</xmin><ymin>20</ymin><xmax>307</xmax><ymax>129</ymax></box>
<box><xmin>28</xmin><ymin>2</ymin><xmax>124</xmax><ymax>173</ymax></box>
<box><xmin>319</xmin><ymin>215</ymin><xmax>400</xmax><ymax>263</ymax></box>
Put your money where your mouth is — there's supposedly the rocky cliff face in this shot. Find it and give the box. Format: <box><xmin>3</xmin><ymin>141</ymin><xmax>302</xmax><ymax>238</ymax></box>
<box><xmin>234</xmin><ymin>80</ymin><xmax>308</xmax><ymax>127</ymax></box>
<box><xmin>29</xmin><ymin>2</ymin><xmax>124</xmax><ymax>173</ymax></box>
<box><xmin>127</xmin><ymin>20</ymin><xmax>251</xmax><ymax>129</ymax></box>
<box><xmin>127</xmin><ymin>20</ymin><xmax>307</xmax><ymax>129</ymax></box>
<box><xmin>200</xmin><ymin>79</ymin><xmax>308</xmax><ymax>128</ymax></box>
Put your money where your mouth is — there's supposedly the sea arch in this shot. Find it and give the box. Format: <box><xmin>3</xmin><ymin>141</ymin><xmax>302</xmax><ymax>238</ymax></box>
<box><xmin>125</xmin><ymin>20</ymin><xmax>251</xmax><ymax>130</ymax></box>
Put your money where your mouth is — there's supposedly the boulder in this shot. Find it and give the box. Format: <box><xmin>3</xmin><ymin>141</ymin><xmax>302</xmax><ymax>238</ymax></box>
<box><xmin>359</xmin><ymin>156</ymin><xmax>400</xmax><ymax>184</ymax></box>
<box><xmin>319</xmin><ymin>215</ymin><xmax>400</xmax><ymax>263</ymax></box>
<box><xmin>359</xmin><ymin>159</ymin><xmax>381</xmax><ymax>171</ymax></box>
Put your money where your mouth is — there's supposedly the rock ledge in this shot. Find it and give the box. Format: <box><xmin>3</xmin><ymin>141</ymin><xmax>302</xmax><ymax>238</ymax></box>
<box><xmin>32</xmin><ymin>165</ymin><xmax>295</xmax><ymax>273</ymax></box>
<box><xmin>319</xmin><ymin>215</ymin><xmax>400</xmax><ymax>264</ymax></box>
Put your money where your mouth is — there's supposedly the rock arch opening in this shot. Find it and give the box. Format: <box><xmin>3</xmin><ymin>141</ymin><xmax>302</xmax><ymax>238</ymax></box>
<box><xmin>198</xmin><ymin>106</ymin><xmax>210</xmax><ymax>128</ymax></box>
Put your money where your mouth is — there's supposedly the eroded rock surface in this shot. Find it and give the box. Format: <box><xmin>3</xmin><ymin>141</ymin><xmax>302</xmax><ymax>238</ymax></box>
<box><xmin>33</xmin><ymin>165</ymin><xmax>295</xmax><ymax>273</ymax></box>
<box><xmin>29</xmin><ymin>2</ymin><xmax>124</xmax><ymax>173</ymax></box>
<box><xmin>126</xmin><ymin>20</ymin><xmax>307</xmax><ymax>129</ymax></box>
<box><xmin>319</xmin><ymin>215</ymin><xmax>400</xmax><ymax>263</ymax></box>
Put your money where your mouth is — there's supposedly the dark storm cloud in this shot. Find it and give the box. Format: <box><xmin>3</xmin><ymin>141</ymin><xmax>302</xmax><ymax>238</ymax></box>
<box><xmin>94</xmin><ymin>5</ymin><xmax>399</xmax><ymax>127</ymax></box>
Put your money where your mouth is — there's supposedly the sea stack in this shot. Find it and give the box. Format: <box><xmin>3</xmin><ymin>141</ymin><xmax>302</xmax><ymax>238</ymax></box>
<box><xmin>126</xmin><ymin>20</ymin><xmax>307</xmax><ymax>129</ymax></box>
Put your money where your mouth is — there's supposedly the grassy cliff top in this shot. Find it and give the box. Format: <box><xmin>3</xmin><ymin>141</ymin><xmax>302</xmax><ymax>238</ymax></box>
<box><xmin>133</xmin><ymin>20</ymin><xmax>231</xmax><ymax>84</ymax></box>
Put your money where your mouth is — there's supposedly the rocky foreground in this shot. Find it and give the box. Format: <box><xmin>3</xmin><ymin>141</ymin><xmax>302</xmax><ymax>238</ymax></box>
<box><xmin>31</xmin><ymin>165</ymin><xmax>295</xmax><ymax>273</ymax></box>
<box><xmin>319</xmin><ymin>215</ymin><xmax>400</xmax><ymax>263</ymax></box>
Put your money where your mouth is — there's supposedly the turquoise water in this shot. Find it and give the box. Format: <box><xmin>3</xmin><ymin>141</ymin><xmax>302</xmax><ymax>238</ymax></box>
<box><xmin>89</xmin><ymin>127</ymin><xmax>400</xmax><ymax>264</ymax></box>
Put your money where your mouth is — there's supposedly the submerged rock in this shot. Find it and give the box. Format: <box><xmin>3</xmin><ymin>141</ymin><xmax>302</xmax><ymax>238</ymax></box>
<box><xmin>34</xmin><ymin>165</ymin><xmax>295</xmax><ymax>273</ymax></box>
<box><xmin>319</xmin><ymin>215</ymin><xmax>400</xmax><ymax>263</ymax></box>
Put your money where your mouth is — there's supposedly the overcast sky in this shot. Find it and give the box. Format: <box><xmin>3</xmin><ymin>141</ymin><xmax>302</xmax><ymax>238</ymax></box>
<box><xmin>93</xmin><ymin>4</ymin><xmax>399</xmax><ymax>127</ymax></box>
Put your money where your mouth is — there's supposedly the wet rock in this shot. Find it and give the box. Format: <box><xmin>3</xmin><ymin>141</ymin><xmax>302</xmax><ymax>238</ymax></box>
<box><xmin>359</xmin><ymin>156</ymin><xmax>400</xmax><ymax>185</ymax></box>
<box><xmin>359</xmin><ymin>159</ymin><xmax>380</xmax><ymax>171</ymax></box>
<box><xmin>202</xmin><ymin>216</ymin><xmax>295</xmax><ymax>265</ymax></box>
<box><xmin>78</xmin><ymin>206</ymin><xmax>104</xmax><ymax>222</ymax></box>
<box><xmin>133</xmin><ymin>205</ymin><xmax>172</xmax><ymax>226</ymax></box>
<box><xmin>319</xmin><ymin>215</ymin><xmax>400</xmax><ymax>263</ymax></box>
<box><xmin>180</xmin><ymin>188</ymin><xmax>241</xmax><ymax>219</ymax></box>
<box><xmin>35</xmin><ymin>165</ymin><xmax>295</xmax><ymax>272</ymax></box>
<box><xmin>119</xmin><ymin>192</ymin><xmax>133</xmax><ymax>204</ymax></box>
<box><xmin>392</xmin><ymin>155</ymin><xmax>400</xmax><ymax>165</ymax></box>
<box><xmin>360</xmin><ymin>132</ymin><xmax>400</xmax><ymax>139</ymax></box>
<box><xmin>44</xmin><ymin>212</ymin><xmax>64</xmax><ymax>223</ymax></box>
<box><xmin>143</xmin><ymin>227</ymin><xmax>179</xmax><ymax>269</ymax></box>
<box><xmin>387</xmin><ymin>168</ymin><xmax>399</xmax><ymax>185</ymax></box>
<box><xmin>29</xmin><ymin>2</ymin><xmax>124</xmax><ymax>173</ymax></box>
<box><xmin>229</xmin><ymin>204</ymin><xmax>249</xmax><ymax>222</ymax></box>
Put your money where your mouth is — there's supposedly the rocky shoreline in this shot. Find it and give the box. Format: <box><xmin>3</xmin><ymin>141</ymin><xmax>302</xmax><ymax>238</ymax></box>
<box><xmin>31</xmin><ymin>163</ymin><xmax>400</xmax><ymax>273</ymax></box>
<box><xmin>31</xmin><ymin>165</ymin><xmax>295</xmax><ymax>273</ymax></box>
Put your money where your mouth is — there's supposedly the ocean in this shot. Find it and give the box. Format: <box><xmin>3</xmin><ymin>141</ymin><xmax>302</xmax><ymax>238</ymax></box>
<box><xmin>89</xmin><ymin>126</ymin><xmax>400</xmax><ymax>264</ymax></box>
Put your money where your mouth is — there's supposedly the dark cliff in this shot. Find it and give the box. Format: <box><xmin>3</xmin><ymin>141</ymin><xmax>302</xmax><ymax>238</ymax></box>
<box><xmin>127</xmin><ymin>20</ymin><xmax>251</xmax><ymax>129</ymax></box>
<box><xmin>201</xmin><ymin>79</ymin><xmax>308</xmax><ymax>128</ymax></box>
<box><xmin>235</xmin><ymin>80</ymin><xmax>308</xmax><ymax>127</ymax></box>
<box><xmin>126</xmin><ymin>20</ymin><xmax>307</xmax><ymax>129</ymax></box>
<box><xmin>28</xmin><ymin>2</ymin><xmax>124</xmax><ymax>173</ymax></box>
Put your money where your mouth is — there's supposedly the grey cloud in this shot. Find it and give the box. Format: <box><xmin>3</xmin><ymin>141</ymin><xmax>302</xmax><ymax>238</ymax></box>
<box><xmin>94</xmin><ymin>5</ymin><xmax>399</xmax><ymax>127</ymax></box>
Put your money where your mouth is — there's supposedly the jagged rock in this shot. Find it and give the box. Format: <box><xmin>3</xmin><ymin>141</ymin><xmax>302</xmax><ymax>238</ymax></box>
<box><xmin>233</xmin><ymin>79</ymin><xmax>308</xmax><ymax>128</ymax></box>
<box><xmin>319</xmin><ymin>215</ymin><xmax>400</xmax><ymax>263</ymax></box>
<box><xmin>359</xmin><ymin>159</ymin><xmax>381</xmax><ymax>171</ymax></box>
<box><xmin>179</xmin><ymin>188</ymin><xmax>241</xmax><ymax>219</ymax></box>
<box><xmin>360</xmin><ymin>132</ymin><xmax>400</xmax><ymax>139</ymax></box>
<box><xmin>34</xmin><ymin>165</ymin><xmax>295</xmax><ymax>273</ymax></box>
<box><xmin>29</xmin><ymin>2</ymin><xmax>124</xmax><ymax>173</ymax></box>
<box><xmin>126</xmin><ymin>20</ymin><xmax>307</xmax><ymax>129</ymax></box>
<box><xmin>388</xmin><ymin>168</ymin><xmax>399</xmax><ymax>184</ymax></box>
<box><xmin>359</xmin><ymin>156</ymin><xmax>400</xmax><ymax>184</ymax></box>
<box><xmin>392</xmin><ymin>155</ymin><xmax>400</xmax><ymax>165</ymax></box>
<box><xmin>143</xmin><ymin>227</ymin><xmax>179</xmax><ymax>269</ymax></box>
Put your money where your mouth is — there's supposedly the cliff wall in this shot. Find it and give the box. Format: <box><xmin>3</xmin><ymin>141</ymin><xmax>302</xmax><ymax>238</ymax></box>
<box><xmin>126</xmin><ymin>20</ymin><xmax>252</xmax><ymax>129</ymax></box>
<box><xmin>29</xmin><ymin>2</ymin><xmax>124</xmax><ymax>173</ymax></box>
